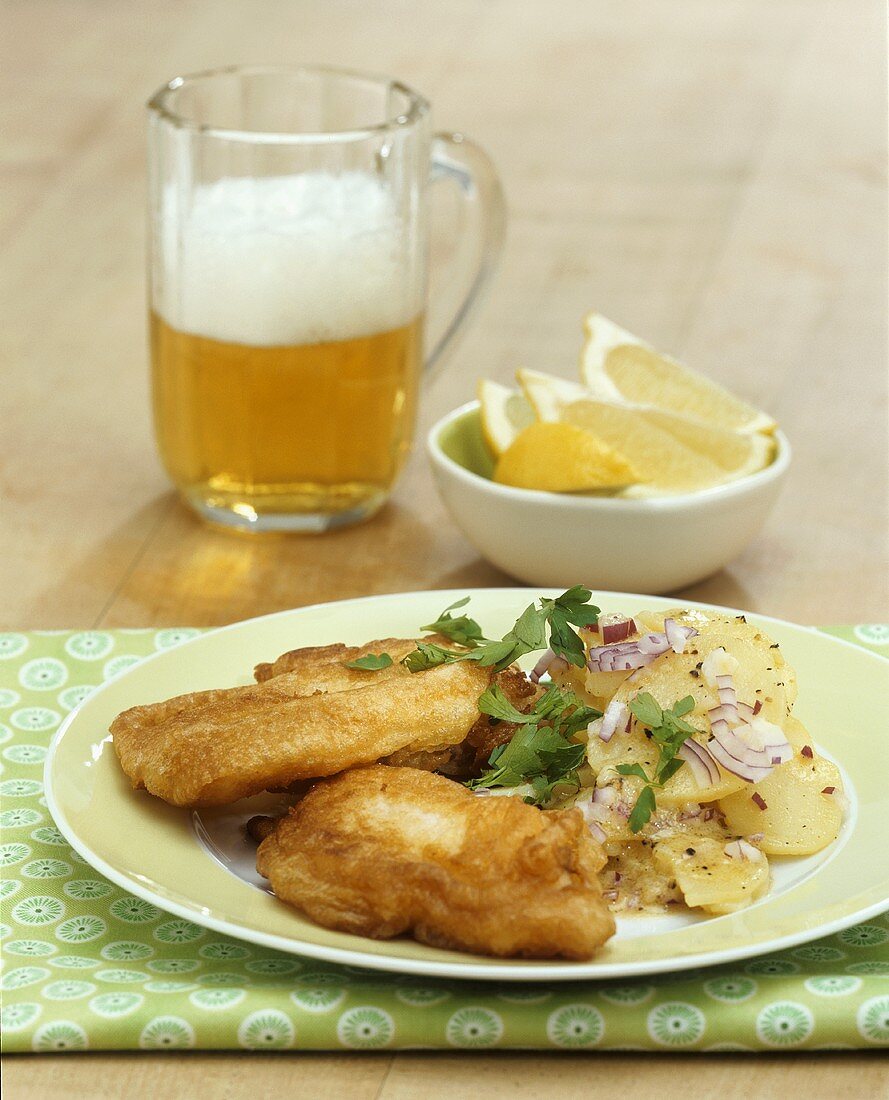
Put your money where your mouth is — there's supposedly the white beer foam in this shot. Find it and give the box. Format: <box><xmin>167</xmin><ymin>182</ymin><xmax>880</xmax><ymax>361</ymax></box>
<box><xmin>157</xmin><ymin>172</ymin><xmax>415</xmax><ymax>346</ymax></box>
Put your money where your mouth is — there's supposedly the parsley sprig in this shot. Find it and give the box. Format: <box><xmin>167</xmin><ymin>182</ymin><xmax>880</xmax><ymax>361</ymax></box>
<box><xmin>402</xmin><ymin>587</ymin><xmax>600</xmax><ymax>674</ymax></box>
<box><xmin>539</xmin><ymin>586</ymin><xmax>601</xmax><ymax>668</ymax></box>
<box><xmin>420</xmin><ymin>597</ymin><xmax>489</xmax><ymax>648</ymax></box>
<box><xmin>344</xmin><ymin>595</ymin><xmax>493</xmax><ymax>671</ymax></box>
<box><xmin>616</xmin><ymin>693</ymin><xmax>701</xmax><ymax>832</ymax></box>
<box><xmin>345</xmin><ymin>653</ymin><xmax>394</xmax><ymax>671</ymax></box>
<box><xmin>340</xmin><ymin>590</ymin><xmax>604</xmax><ymax>809</ymax></box>
<box><xmin>468</xmin><ymin>684</ymin><xmax>601</xmax><ymax>807</ymax></box>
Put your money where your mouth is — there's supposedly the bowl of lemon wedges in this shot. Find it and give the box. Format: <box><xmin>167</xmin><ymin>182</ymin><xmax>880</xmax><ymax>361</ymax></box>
<box><xmin>428</xmin><ymin>312</ymin><xmax>790</xmax><ymax>593</ymax></box>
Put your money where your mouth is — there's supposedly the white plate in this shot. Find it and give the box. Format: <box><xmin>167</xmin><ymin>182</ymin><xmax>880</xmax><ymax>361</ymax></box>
<box><xmin>45</xmin><ymin>589</ymin><xmax>889</xmax><ymax>981</ymax></box>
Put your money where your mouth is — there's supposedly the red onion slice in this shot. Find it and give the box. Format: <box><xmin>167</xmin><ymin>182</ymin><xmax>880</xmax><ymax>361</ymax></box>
<box><xmin>702</xmin><ymin>646</ymin><xmax>739</xmax><ymax>681</ymax></box>
<box><xmin>529</xmin><ymin>648</ymin><xmax>555</xmax><ymax>684</ymax></box>
<box><xmin>602</xmin><ymin>640</ymin><xmax>643</xmax><ymax>654</ymax></box>
<box><xmin>708</xmin><ymin>714</ymin><xmax>731</xmax><ymax>740</ymax></box>
<box><xmin>736</xmin><ymin>716</ymin><xmax>793</xmax><ymax>764</ymax></box>
<box><xmin>710</xmin><ymin>721</ymin><xmax>779</xmax><ymax>768</ymax></box>
<box><xmin>715</xmin><ymin>673</ymin><xmax>739</xmax><ymax>723</ymax></box>
<box><xmin>529</xmin><ymin>649</ymin><xmax>569</xmax><ymax>684</ymax></box>
<box><xmin>592</xmin><ymin>648</ymin><xmax>656</xmax><ymax>673</ymax></box>
<box><xmin>587</xmin><ymin>631</ymin><xmax>670</xmax><ymax>672</ymax></box>
<box><xmin>724</xmin><ymin>839</ymin><xmax>764</xmax><ymax>862</ymax></box>
<box><xmin>582</xmin><ymin>800</ymin><xmax>612</xmax><ymax>823</ymax></box>
<box><xmin>598</xmin><ymin>700</ymin><xmax>628</xmax><ymax>742</ymax></box>
<box><xmin>574</xmin><ymin>799</ymin><xmax>610</xmax><ymax>843</ymax></box>
<box><xmin>707</xmin><ymin>736</ymin><xmax>776</xmax><ymax>782</ymax></box>
<box><xmin>663</xmin><ymin>617</ymin><xmax>698</xmax><ymax>654</ymax></box>
<box><xmin>708</xmin><ymin>711</ymin><xmax>780</xmax><ymax>770</ymax></box>
<box><xmin>597</xmin><ymin>614</ymin><xmax>637</xmax><ymax>644</ymax></box>
<box><xmin>677</xmin><ymin>738</ymin><xmax>721</xmax><ymax>787</ymax></box>
<box><xmin>588</xmin><ymin>621</ymin><xmax>697</xmax><ymax>673</ymax></box>
<box><xmin>611</xmin><ymin>652</ymin><xmax>656</xmax><ymax>671</ymax></box>
<box><xmin>637</xmin><ymin>632</ymin><xmax>672</xmax><ymax>656</ymax></box>
<box><xmin>707</xmin><ymin>690</ymin><xmax>793</xmax><ymax>782</ymax></box>
<box><xmin>593</xmin><ymin>785</ymin><xmax>619</xmax><ymax>807</ymax></box>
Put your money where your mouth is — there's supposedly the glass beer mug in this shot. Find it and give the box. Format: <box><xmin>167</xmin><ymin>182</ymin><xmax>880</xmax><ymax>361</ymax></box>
<box><xmin>148</xmin><ymin>65</ymin><xmax>504</xmax><ymax>532</ymax></box>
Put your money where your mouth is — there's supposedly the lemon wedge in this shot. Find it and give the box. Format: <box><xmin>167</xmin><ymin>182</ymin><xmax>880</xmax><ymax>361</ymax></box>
<box><xmin>513</xmin><ymin>370</ymin><xmax>588</xmax><ymax>422</ymax></box>
<box><xmin>517</xmin><ymin>369</ymin><xmax>774</xmax><ymax>496</ymax></box>
<box><xmin>494</xmin><ymin>421</ymin><xmax>638</xmax><ymax>493</ymax></box>
<box><xmin>580</xmin><ymin>313</ymin><xmax>777</xmax><ymax>435</ymax></box>
<box><xmin>642</xmin><ymin>407</ymin><xmax>774</xmax><ymax>481</ymax></box>
<box><xmin>478</xmin><ymin>378</ymin><xmax>536</xmax><ymax>456</ymax></box>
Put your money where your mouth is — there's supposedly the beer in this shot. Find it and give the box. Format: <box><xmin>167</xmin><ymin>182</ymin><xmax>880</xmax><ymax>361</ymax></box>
<box><xmin>151</xmin><ymin>314</ymin><xmax>422</xmax><ymax>521</ymax></box>
<box><xmin>150</xmin><ymin>172</ymin><xmax>424</xmax><ymax>528</ymax></box>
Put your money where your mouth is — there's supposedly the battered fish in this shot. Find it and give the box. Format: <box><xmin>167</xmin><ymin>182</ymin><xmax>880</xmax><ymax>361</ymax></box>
<box><xmin>112</xmin><ymin>659</ymin><xmax>492</xmax><ymax>808</ymax></box>
<box><xmin>253</xmin><ymin>637</ymin><xmax>448</xmax><ymax>688</ymax></box>
<box><xmin>256</xmin><ymin>766</ymin><xmax>615</xmax><ymax>959</ymax></box>
<box><xmin>382</xmin><ymin>666</ymin><xmax>539</xmax><ymax>778</ymax></box>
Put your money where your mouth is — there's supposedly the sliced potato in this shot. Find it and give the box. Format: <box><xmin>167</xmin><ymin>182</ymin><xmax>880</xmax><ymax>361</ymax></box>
<box><xmin>578</xmin><ymin>778</ymin><xmax>731</xmax><ymax>851</ymax></box>
<box><xmin>611</xmin><ymin>628</ymin><xmax>790</xmax><ymax>725</ymax></box>
<box><xmin>573</xmin><ymin>668</ymin><xmax>634</xmax><ymax>710</ymax></box>
<box><xmin>550</xmin><ymin>660</ymin><xmax>633</xmax><ymax>711</ymax></box>
<box><xmin>652</xmin><ymin>833</ymin><xmax>770</xmax><ymax>914</ymax></box>
<box><xmin>627</xmin><ymin>609</ymin><xmax>797</xmax><ymax>710</ymax></box>
<box><xmin>560</xmin><ymin>609</ymin><xmax>795</xmax><ymax>717</ymax></box>
<box><xmin>783</xmin><ymin>715</ymin><xmax>812</xmax><ymax>750</ymax></box>
<box><xmin>719</xmin><ymin>752</ymin><xmax>844</xmax><ymax>855</ymax></box>
<box><xmin>634</xmin><ymin>609</ymin><xmax>675</xmax><ymax>633</ymax></box>
<box><xmin>586</xmin><ymin>727</ymin><xmax>747</xmax><ymax>807</ymax></box>
<box><xmin>558</xmin><ymin>625</ymin><xmax>646</xmax><ymax>707</ymax></box>
<box><xmin>713</xmin><ymin>614</ymin><xmax>797</xmax><ymax>710</ymax></box>
<box><xmin>585</xmin><ymin>616</ymin><xmax>792</xmax><ymax>805</ymax></box>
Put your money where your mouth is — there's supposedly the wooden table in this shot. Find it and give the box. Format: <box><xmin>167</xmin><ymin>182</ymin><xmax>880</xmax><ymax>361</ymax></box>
<box><xmin>3</xmin><ymin>0</ymin><xmax>886</xmax><ymax>1095</ymax></box>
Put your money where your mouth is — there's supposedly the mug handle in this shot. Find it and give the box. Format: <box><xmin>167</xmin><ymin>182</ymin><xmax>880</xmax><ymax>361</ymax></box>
<box><xmin>426</xmin><ymin>132</ymin><xmax>506</xmax><ymax>372</ymax></box>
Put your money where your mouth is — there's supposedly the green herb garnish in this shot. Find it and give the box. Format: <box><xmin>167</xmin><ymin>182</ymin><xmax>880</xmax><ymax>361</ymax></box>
<box><xmin>468</xmin><ymin>685</ymin><xmax>601</xmax><ymax>807</ymax></box>
<box><xmin>626</xmin><ymin>782</ymin><xmax>657</xmax><ymax>833</ymax></box>
<box><xmin>421</xmin><ymin>596</ymin><xmax>489</xmax><ymax>649</ymax></box>
<box><xmin>345</xmin><ymin>653</ymin><xmax>394</xmax><ymax>671</ymax></box>
<box><xmin>402</xmin><ymin>588</ymin><xmax>600</xmax><ymax>675</ymax></box>
<box><xmin>616</xmin><ymin>693</ymin><xmax>701</xmax><ymax>832</ymax></box>
<box><xmin>538</xmin><ymin>585</ymin><xmax>602</xmax><ymax>668</ymax></box>
<box><xmin>401</xmin><ymin>641</ymin><xmax>460</xmax><ymax>672</ymax></box>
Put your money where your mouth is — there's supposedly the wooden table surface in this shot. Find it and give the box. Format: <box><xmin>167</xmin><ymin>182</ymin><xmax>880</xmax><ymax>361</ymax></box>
<box><xmin>3</xmin><ymin>0</ymin><xmax>887</xmax><ymax>1095</ymax></box>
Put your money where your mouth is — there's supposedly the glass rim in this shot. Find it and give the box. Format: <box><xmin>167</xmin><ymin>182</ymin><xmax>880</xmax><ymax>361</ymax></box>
<box><xmin>146</xmin><ymin>63</ymin><xmax>430</xmax><ymax>144</ymax></box>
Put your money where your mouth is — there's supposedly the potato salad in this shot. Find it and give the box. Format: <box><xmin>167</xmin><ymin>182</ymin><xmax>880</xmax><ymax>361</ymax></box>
<box><xmin>550</xmin><ymin>609</ymin><xmax>845</xmax><ymax>916</ymax></box>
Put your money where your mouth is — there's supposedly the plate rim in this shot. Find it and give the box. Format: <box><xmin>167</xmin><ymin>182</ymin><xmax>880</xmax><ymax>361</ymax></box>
<box><xmin>44</xmin><ymin>587</ymin><xmax>889</xmax><ymax>982</ymax></box>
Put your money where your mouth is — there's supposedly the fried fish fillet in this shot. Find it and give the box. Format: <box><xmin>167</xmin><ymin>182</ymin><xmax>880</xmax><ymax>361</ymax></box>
<box><xmin>111</xmin><ymin>659</ymin><xmax>492</xmax><ymax>808</ymax></box>
<box><xmin>253</xmin><ymin>637</ymin><xmax>445</xmax><ymax>688</ymax></box>
<box><xmin>254</xmin><ymin>635</ymin><xmax>474</xmax><ymax>782</ymax></box>
<box><xmin>254</xmin><ymin>639</ymin><xmax>538</xmax><ymax>781</ymax></box>
<box><xmin>256</xmin><ymin>766</ymin><xmax>615</xmax><ymax>959</ymax></box>
<box><xmin>382</xmin><ymin>666</ymin><xmax>539</xmax><ymax>778</ymax></box>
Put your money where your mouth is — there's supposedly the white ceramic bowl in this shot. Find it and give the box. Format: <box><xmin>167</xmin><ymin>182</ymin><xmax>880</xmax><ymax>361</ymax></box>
<box><xmin>427</xmin><ymin>401</ymin><xmax>791</xmax><ymax>594</ymax></box>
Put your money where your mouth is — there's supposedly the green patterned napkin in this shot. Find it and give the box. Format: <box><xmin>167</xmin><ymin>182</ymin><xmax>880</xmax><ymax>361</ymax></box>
<box><xmin>1</xmin><ymin>628</ymin><xmax>887</xmax><ymax>1054</ymax></box>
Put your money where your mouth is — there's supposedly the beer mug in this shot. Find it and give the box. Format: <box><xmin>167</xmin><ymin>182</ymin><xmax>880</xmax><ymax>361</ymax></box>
<box><xmin>147</xmin><ymin>65</ymin><xmax>504</xmax><ymax>532</ymax></box>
